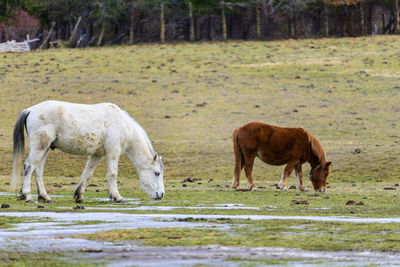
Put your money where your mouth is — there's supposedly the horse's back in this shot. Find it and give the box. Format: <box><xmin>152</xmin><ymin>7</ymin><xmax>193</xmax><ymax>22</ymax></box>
<box><xmin>238</xmin><ymin>122</ymin><xmax>306</xmax><ymax>143</ymax></box>
<box><xmin>26</xmin><ymin>101</ymin><xmax>127</xmax><ymax>156</ymax></box>
<box><xmin>237</xmin><ymin>122</ymin><xmax>309</xmax><ymax>165</ymax></box>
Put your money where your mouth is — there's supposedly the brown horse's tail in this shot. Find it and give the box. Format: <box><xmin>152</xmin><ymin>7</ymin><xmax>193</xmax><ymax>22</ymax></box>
<box><xmin>232</xmin><ymin>127</ymin><xmax>244</xmax><ymax>187</ymax></box>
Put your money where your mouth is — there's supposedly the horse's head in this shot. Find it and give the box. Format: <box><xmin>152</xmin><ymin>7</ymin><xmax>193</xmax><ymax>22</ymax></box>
<box><xmin>138</xmin><ymin>154</ymin><xmax>165</xmax><ymax>200</ymax></box>
<box><xmin>309</xmin><ymin>161</ymin><xmax>332</xmax><ymax>192</ymax></box>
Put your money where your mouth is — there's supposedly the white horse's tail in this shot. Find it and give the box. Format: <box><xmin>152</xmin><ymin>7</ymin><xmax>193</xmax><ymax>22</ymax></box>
<box><xmin>11</xmin><ymin>110</ymin><xmax>30</xmax><ymax>191</ymax></box>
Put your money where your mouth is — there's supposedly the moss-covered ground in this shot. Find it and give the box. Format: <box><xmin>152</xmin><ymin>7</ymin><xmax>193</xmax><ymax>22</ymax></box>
<box><xmin>78</xmin><ymin>220</ymin><xmax>400</xmax><ymax>251</ymax></box>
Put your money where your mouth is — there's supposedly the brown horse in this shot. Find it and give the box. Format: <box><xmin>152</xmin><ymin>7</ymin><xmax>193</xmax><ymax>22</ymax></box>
<box><xmin>232</xmin><ymin>122</ymin><xmax>331</xmax><ymax>192</ymax></box>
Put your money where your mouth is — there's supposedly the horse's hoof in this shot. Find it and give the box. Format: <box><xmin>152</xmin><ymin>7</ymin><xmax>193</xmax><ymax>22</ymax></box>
<box><xmin>281</xmin><ymin>187</ymin><xmax>288</xmax><ymax>191</ymax></box>
<box><xmin>45</xmin><ymin>199</ymin><xmax>53</xmax><ymax>204</ymax></box>
<box><xmin>299</xmin><ymin>187</ymin><xmax>309</xmax><ymax>192</ymax></box>
<box><xmin>251</xmin><ymin>187</ymin><xmax>257</xmax><ymax>191</ymax></box>
<box><xmin>75</xmin><ymin>199</ymin><xmax>84</xmax><ymax>203</ymax></box>
<box><xmin>115</xmin><ymin>199</ymin><xmax>128</xmax><ymax>204</ymax></box>
<box><xmin>25</xmin><ymin>199</ymin><xmax>35</xmax><ymax>203</ymax></box>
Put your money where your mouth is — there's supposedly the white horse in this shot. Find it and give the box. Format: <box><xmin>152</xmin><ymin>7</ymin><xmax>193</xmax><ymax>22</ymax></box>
<box><xmin>11</xmin><ymin>100</ymin><xmax>164</xmax><ymax>203</ymax></box>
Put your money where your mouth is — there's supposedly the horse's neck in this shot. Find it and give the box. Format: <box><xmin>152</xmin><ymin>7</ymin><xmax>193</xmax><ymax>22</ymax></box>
<box><xmin>308</xmin><ymin>135</ymin><xmax>326</xmax><ymax>167</ymax></box>
<box><xmin>126</xmin><ymin>119</ymin><xmax>154</xmax><ymax>169</ymax></box>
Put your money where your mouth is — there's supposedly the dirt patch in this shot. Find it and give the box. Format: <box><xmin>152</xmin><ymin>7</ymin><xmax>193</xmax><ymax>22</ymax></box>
<box><xmin>346</xmin><ymin>200</ymin><xmax>364</xmax><ymax>205</ymax></box>
<box><xmin>291</xmin><ymin>200</ymin><xmax>309</xmax><ymax>205</ymax></box>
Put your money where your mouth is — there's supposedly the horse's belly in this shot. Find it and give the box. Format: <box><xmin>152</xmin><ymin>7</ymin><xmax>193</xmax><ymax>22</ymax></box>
<box><xmin>257</xmin><ymin>151</ymin><xmax>288</xmax><ymax>166</ymax></box>
<box><xmin>53</xmin><ymin>134</ymin><xmax>106</xmax><ymax>156</ymax></box>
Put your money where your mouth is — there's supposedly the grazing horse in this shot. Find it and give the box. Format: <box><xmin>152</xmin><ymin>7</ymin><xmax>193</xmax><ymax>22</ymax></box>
<box><xmin>11</xmin><ymin>100</ymin><xmax>164</xmax><ymax>203</ymax></box>
<box><xmin>232</xmin><ymin>122</ymin><xmax>331</xmax><ymax>192</ymax></box>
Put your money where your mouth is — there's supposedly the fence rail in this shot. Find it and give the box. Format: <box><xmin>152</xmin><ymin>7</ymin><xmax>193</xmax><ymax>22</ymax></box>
<box><xmin>0</xmin><ymin>36</ymin><xmax>40</xmax><ymax>53</ymax></box>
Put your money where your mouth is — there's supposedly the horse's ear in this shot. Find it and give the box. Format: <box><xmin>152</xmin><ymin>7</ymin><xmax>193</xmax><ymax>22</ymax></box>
<box><xmin>153</xmin><ymin>154</ymin><xmax>157</xmax><ymax>161</ymax></box>
<box><xmin>326</xmin><ymin>161</ymin><xmax>332</xmax><ymax>167</ymax></box>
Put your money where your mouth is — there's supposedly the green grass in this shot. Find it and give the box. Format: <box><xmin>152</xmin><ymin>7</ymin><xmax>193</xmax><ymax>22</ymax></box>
<box><xmin>77</xmin><ymin>219</ymin><xmax>400</xmax><ymax>252</ymax></box>
<box><xmin>0</xmin><ymin>215</ymin><xmax>54</xmax><ymax>229</ymax></box>
<box><xmin>1</xmin><ymin>37</ymin><xmax>399</xmax><ymax>183</ymax></box>
<box><xmin>0</xmin><ymin>251</ymin><xmax>95</xmax><ymax>267</ymax></box>
<box><xmin>0</xmin><ymin>180</ymin><xmax>398</xmax><ymax>217</ymax></box>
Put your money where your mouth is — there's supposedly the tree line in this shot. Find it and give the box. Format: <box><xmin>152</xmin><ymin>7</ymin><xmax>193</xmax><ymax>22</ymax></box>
<box><xmin>0</xmin><ymin>0</ymin><xmax>399</xmax><ymax>47</ymax></box>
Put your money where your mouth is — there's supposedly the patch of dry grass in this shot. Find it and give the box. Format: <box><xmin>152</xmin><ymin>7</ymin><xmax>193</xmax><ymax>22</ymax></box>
<box><xmin>0</xmin><ymin>36</ymin><xmax>399</xmax><ymax>193</ymax></box>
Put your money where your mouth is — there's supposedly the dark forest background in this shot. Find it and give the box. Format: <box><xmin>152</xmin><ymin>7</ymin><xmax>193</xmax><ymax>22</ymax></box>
<box><xmin>1</xmin><ymin>0</ymin><xmax>399</xmax><ymax>48</ymax></box>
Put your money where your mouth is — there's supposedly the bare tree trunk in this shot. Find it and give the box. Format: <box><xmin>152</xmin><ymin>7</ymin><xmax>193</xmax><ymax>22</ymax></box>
<box><xmin>97</xmin><ymin>20</ymin><xmax>106</xmax><ymax>46</ymax></box>
<box><xmin>221</xmin><ymin>1</ymin><xmax>227</xmax><ymax>41</ymax></box>
<box><xmin>382</xmin><ymin>13</ymin><xmax>385</xmax><ymax>34</ymax></box>
<box><xmin>323</xmin><ymin>5</ymin><xmax>329</xmax><ymax>37</ymax></box>
<box><xmin>360</xmin><ymin>2</ymin><xmax>365</xmax><ymax>35</ymax></box>
<box><xmin>4</xmin><ymin>1</ymin><xmax>9</xmax><ymax>40</ymax></box>
<box><xmin>68</xmin><ymin>16</ymin><xmax>82</xmax><ymax>47</ymax></box>
<box><xmin>395</xmin><ymin>0</ymin><xmax>400</xmax><ymax>33</ymax></box>
<box><xmin>256</xmin><ymin>3</ymin><xmax>261</xmax><ymax>39</ymax></box>
<box><xmin>207</xmin><ymin>15</ymin><xmax>212</xmax><ymax>40</ymax></box>
<box><xmin>367</xmin><ymin>5</ymin><xmax>372</xmax><ymax>34</ymax></box>
<box><xmin>189</xmin><ymin>2</ymin><xmax>195</xmax><ymax>41</ymax></box>
<box><xmin>129</xmin><ymin>0</ymin><xmax>135</xmax><ymax>44</ymax></box>
<box><xmin>160</xmin><ymin>3</ymin><xmax>165</xmax><ymax>43</ymax></box>
<box><xmin>39</xmin><ymin>21</ymin><xmax>56</xmax><ymax>50</ymax></box>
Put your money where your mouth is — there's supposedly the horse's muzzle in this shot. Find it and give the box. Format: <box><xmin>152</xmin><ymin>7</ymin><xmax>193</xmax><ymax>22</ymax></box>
<box><xmin>316</xmin><ymin>188</ymin><xmax>326</xmax><ymax>193</ymax></box>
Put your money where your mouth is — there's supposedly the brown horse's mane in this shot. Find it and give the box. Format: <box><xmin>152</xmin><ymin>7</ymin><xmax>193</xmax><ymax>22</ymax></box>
<box><xmin>307</xmin><ymin>131</ymin><xmax>327</xmax><ymax>165</ymax></box>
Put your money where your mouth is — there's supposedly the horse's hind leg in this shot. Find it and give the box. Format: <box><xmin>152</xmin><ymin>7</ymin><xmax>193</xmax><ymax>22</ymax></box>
<box><xmin>295</xmin><ymin>164</ymin><xmax>308</xmax><ymax>191</ymax></box>
<box><xmin>23</xmin><ymin>130</ymin><xmax>54</xmax><ymax>203</ymax></box>
<box><xmin>20</xmin><ymin>157</ymin><xmax>35</xmax><ymax>202</ymax></box>
<box><xmin>231</xmin><ymin>128</ymin><xmax>243</xmax><ymax>189</ymax></box>
<box><xmin>244</xmin><ymin>154</ymin><xmax>256</xmax><ymax>191</ymax></box>
<box><xmin>232</xmin><ymin>165</ymin><xmax>243</xmax><ymax>189</ymax></box>
<box><xmin>74</xmin><ymin>155</ymin><xmax>102</xmax><ymax>203</ymax></box>
<box><xmin>232</xmin><ymin>152</ymin><xmax>244</xmax><ymax>189</ymax></box>
<box><xmin>35</xmin><ymin>149</ymin><xmax>52</xmax><ymax>203</ymax></box>
<box><xmin>21</xmin><ymin>147</ymin><xmax>51</xmax><ymax>203</ymax></box>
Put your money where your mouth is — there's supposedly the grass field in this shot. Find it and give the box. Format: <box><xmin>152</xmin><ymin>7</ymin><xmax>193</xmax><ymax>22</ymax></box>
<box><xmin>0</xmin><ymin>36</ymin><xmax>400</xmax><ymax>265</ymax></box>
<box><xmin>1</xmin><ymin>36</ymin><xmax>399</xmax><ymax>184</ymax></box>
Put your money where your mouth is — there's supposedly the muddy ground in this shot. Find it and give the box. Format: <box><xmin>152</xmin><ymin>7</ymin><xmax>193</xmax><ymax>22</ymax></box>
<box><xmin>2</xmin><ymin>208</ymin><xmax>400</xmax><ymax>266</ymax></box>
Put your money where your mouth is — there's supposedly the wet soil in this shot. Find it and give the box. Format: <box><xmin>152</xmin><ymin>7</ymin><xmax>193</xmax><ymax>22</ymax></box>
<box><xmin>1</xmin><ymin>211</ymin><xmax>400</xmax><ymax>265</ymax></box>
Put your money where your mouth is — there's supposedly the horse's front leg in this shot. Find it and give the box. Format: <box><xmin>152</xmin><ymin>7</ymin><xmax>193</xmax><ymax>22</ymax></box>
<box><xmin>106</xmin><ymin>152</ymin><xmax>127</xmax><ymax>203</ymax></box>
<box><xmin>295</xmin><ymin>164</ymin><xmax>308</xmax><ymax>191</ymax></box>
<box><xmin>278</xmin><ymin>161</ymin><xmax>297</xmax><ymax>191</ymax></box>
<box><xmin>74</xmin><ymin>155</ymin><xmax>102</xmax><ymax>203</ymax></box>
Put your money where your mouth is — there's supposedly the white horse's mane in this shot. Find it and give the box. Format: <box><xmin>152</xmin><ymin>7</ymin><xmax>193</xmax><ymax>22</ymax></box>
<box><xmin>122</xmin><ymin>110</ymin><xmax>156</xmax><ymax>156</ymax></box>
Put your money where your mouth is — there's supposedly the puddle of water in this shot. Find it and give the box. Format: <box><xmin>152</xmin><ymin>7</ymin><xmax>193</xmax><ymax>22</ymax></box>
<box><xmin>82</xmin><ymin>244</ymin><xmax>400</xmax><ymax>267</ymax></box>
<box><xmin>2</xmin><ymin>212</ymin><xmax>400</xmax><ymax>266</ymax></box>
<box><xmin>0</xmin><ymin>192</ymin><xmax>69</xmax><ymax>198</ymax></box>
<box><xmin>89</xmin><ymin>198</ymin><xmax>141</xmax><ymax>204</ymax></box>
<box><xmin>76</xmin><ymin>206</ymin><xmax>177</xmax><ymax>211</ymax></box>
<box><xmin>72</xmin><ymin>205</ymin><xmax>261</xmax><ymax>211</ymax></box>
